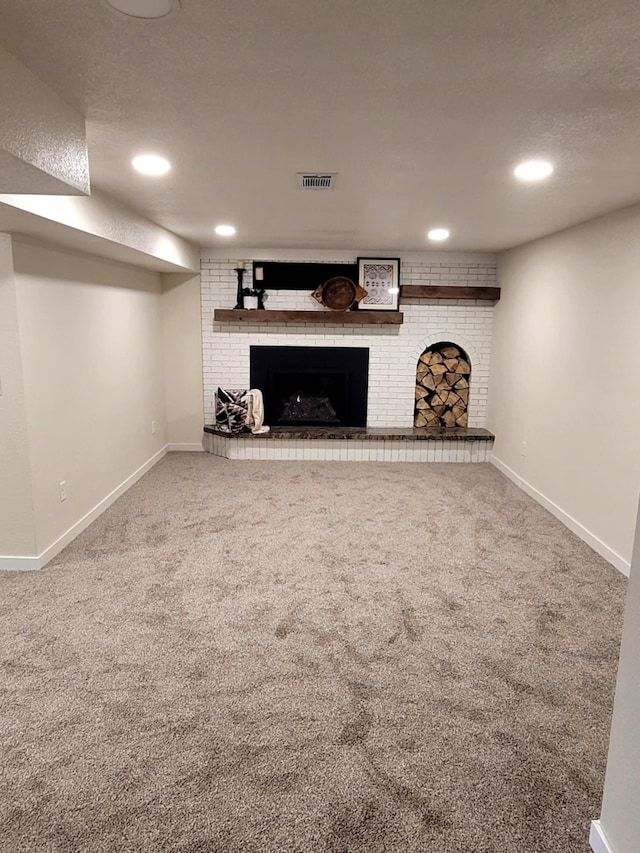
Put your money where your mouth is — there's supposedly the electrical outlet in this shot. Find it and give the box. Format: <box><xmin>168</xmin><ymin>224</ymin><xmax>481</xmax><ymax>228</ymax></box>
<box><xmin>521</xmin><ymin>440</ymin><xmax>527</xmax><ymax>458</ymax></box>
<box><xmin>59</xmin><ymin>480</ymin><xmax>67</xmax><ymax>502</ymax></box>
<box><xmin>151</xmin><ymin>420</ymin><xmax>156</xmax><ymax>435</ymax></box>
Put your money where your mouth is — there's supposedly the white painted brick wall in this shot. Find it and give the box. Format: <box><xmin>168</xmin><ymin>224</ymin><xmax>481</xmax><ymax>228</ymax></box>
<box><xmin>201</xmin><ymin>256</ymin><xmax>497</xmax><ymax>428</ymax></box>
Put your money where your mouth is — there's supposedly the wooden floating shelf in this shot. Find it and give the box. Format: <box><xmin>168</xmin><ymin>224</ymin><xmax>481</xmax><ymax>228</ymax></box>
<box><xmin>401</xmin><ymin>285</ymin><xmax>501</xmax><ymax>301</ymax></box>
<box><xmin>214</xmin><ymin>309</ymin><xmax>404</xmax><ymax>325</ymax></box>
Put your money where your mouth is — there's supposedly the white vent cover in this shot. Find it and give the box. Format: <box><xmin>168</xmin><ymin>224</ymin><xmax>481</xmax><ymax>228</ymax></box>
<box><xmin>296</xmin><ymin>173</ymin><xmax>337</xmax><ymax>190</ymax></box>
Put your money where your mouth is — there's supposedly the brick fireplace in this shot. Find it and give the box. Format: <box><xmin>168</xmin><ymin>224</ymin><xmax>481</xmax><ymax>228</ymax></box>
<box><xmin>201</xmin><ymin>252</ymin><xmax>497</xmax><ymax>434</ymax></box>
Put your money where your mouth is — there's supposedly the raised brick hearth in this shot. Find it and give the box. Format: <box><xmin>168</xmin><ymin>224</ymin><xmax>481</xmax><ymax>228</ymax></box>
<box><xmin>204</xmin><ymin>426</ymin><xmax>494</xmax><ymax>462</ymax></box>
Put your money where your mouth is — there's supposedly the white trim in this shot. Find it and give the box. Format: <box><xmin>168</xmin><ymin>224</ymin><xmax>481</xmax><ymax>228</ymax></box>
<box><xmin>0</xmin><ymin>555</ymin><xmax>42</xmax><ymax>572</ymax></box>
<box><xmin>491</xmin><ymin>456</ymin><xmax>630</xmax><ymax>577</ymax></box>
<box><xmin>0</xmin><ymin>446</ymin><xmax>168</xmax><ymax>572</ymax></box>
<box><xmin>167</xmin><ymin>442</ymin><xmax>204</xmax><ymax>452</ymax></box>
<box><xmin>590</xmin><ymin>821</ymin><xmax>617</xmax><ymax>853</ymax></box>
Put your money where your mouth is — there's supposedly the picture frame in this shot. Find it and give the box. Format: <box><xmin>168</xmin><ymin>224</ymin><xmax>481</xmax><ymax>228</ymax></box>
<box><xmin>357</xmin><ymin>257</ymin><xmax>401</xmax><ymax>311</ymax></box>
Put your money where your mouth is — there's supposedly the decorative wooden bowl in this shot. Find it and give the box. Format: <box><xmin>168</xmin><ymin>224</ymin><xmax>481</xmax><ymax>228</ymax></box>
<box><xmin>311</xmin><ymin>277</ymin><xmax>368</xmax><ymax>312</ymax></box>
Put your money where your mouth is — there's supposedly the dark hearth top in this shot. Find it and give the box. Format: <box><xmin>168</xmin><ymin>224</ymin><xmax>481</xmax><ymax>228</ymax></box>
<box><xmin>203</xmin><ymin>425</ymin><xmax>495</xmax><ymax>442</ymax></box>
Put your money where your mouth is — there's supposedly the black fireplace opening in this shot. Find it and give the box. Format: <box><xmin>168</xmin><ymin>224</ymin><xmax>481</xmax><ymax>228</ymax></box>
<box><xmin>250</xmin><ymin>346</ymin><xmax>369</xmax><ymax>427</ymax></box>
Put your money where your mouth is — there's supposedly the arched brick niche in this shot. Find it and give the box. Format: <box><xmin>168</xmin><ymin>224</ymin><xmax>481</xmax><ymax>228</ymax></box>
<box><xmin>414</xmin><ymin>342</ymin><xmax>471</xmax><ymax>428</ymax></box>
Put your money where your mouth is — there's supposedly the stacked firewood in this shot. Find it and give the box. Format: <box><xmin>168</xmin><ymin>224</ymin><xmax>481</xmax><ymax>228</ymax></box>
<box><xmin>414</xmin><ymin>344</ymin><xmax>470</xmax><ymax>428</ymax></box>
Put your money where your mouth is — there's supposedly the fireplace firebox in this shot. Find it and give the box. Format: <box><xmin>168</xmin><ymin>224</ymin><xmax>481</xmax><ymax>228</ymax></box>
<box><xmin>250</xmin><ymin>346</ymin><xmax>369</xmax><ymax>427</ymax></box>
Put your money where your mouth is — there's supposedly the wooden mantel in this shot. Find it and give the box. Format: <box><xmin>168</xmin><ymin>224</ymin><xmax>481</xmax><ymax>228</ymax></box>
<box><xmin>401</xmin><ymin>285</ymin><xmax>500</xmax><ymax>301</ymax></box>
<box><xmin>214</xmin><ymin>309</ymin><xmax>404</xmax><ymax>325</ymax></box>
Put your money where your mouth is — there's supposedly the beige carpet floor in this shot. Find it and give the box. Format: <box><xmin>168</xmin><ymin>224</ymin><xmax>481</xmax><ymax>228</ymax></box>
<box><xmin>0</xmin><ymin>454</ymin><xmax>627</xmax><ymax>853</ymax></box>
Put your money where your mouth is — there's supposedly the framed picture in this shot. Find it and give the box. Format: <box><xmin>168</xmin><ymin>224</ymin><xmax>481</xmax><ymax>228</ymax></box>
<box><xmin>357</xmin><ymin>257</ymin><xmax>401</xmax><ymax>311</ymax></box>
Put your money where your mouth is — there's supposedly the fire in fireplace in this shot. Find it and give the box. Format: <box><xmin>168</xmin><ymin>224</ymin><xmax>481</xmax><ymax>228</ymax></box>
<box><xmin>250</xmin><ymin>346</ymin><xmax>369</xmax><ymax>427</ymax></box>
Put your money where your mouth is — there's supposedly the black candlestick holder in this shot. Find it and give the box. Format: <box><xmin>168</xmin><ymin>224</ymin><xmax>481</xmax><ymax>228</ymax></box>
<box><xmin>233</xmin><ymin>267</ymin><xmax>245</xmax><ymax>309</ymax></box>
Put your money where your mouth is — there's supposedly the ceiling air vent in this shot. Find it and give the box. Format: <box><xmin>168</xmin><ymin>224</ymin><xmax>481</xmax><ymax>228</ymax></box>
<box><xmin>297</xmin><ymin>173</ymin><xmax>337</xmax><ymax>190</ymax></box>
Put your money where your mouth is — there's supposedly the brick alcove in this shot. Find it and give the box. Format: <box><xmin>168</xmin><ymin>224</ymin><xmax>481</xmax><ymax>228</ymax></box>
<box><xmin>414</xmin><ymin>342</ymin><xmax>471</xmax><ymax>427</ymax></box>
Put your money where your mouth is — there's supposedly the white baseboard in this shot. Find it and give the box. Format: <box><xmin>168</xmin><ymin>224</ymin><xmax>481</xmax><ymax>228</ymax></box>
<box><xmin>0</xmin><ymin>554</ymin><xmax>42</xmax><ymax>571</ymax></box>
<box><xmin>167</xmin><ymin>442</ymin><xmax>204</xmax><ymax>451</ymax></box>
<box><xmin>491</xmin><ymin>456</ymin><xmax>630</xmax><ymax>577</ymax></box>
<box><xmin>0</xmin><ymin>446</ymin><xmax>168</xmax><ymax>572</ymax></box>
<box><xmin>590</xmin><ymin>821</ymin><xmax>617</xmax><ymax>853</ymax></box>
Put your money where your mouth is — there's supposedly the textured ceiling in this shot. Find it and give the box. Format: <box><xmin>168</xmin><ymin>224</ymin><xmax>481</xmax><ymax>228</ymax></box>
<box><xmin>2</xmin><ymin>0</ymin><xmax>640</xmax><ymax>251</ymax></box>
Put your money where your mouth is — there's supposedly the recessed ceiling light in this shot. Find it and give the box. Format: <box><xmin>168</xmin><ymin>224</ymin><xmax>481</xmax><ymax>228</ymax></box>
<box><xmin>427</xmin><ymin>228</ymin><xmax>450</xmax><ymax>242</ymax></box>
<box><xmin>132</xmin><ymin>154</ymin><xmax>171</xmax><ymax>175</ymax></box>
<box><xmin>100</xmin><ymin>0</ymin><xmax>179</xmax><ymax>19</ymax></box>
<box><xmin>514</xmin><ymin>160</ymin><xmax>554</xmax><ymax>181</ymax></box>
<box><xmin>214</xmin><ymin>225</ymin><xmax>237</xmax><ymax>237</ymax></box>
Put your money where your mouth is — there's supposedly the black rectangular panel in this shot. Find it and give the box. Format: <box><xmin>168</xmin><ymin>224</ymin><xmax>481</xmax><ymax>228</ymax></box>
<box><xmin>252</xmin><ymin>261</ymin><xmax>358</xmax><ymax>291</ymax></box>
<box><xmin>250</xmin><ymin>346</ymin><xmax>369</xmax><ymax>427</ymax></box>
